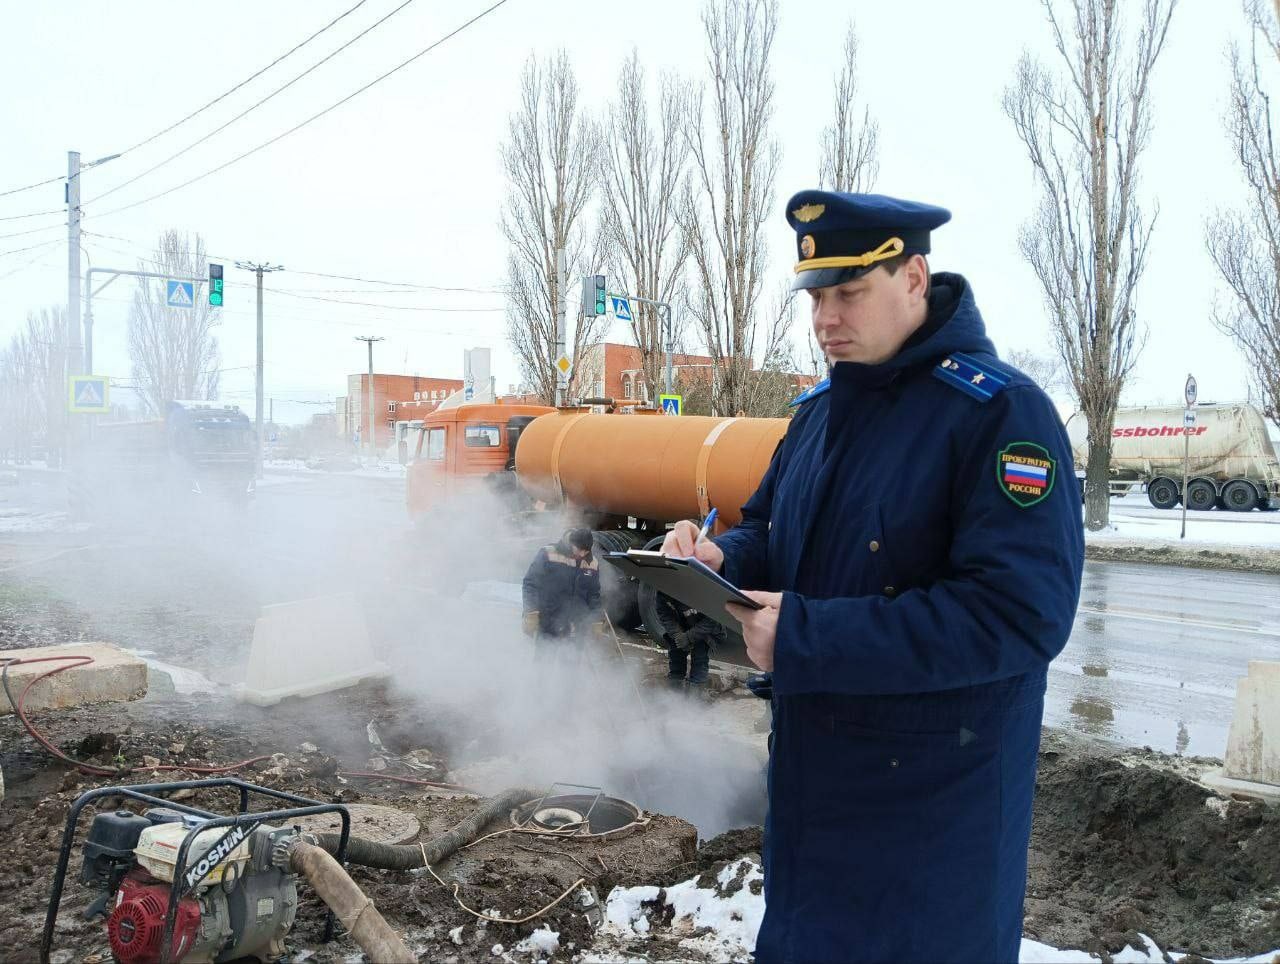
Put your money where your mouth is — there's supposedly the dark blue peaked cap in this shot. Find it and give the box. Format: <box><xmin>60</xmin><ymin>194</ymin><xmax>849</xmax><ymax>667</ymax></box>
<box><xmin>786</xmin><ymin>190</ymin><xmax>951</xmax><ymax>291</ymax></box>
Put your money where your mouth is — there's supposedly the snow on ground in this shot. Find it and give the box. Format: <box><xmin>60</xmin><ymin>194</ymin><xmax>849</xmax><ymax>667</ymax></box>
<box><xmin>0</xmin><ymin>507</ymin><xmax>85</xmax><ymax>534</ymax></box>
<box><xmin>1088</xmin><ymin>493</ymin><xmax>1280</xmax><ymax>548</ymax></box>
<box><xmin>263</xmin><ymin>458</ymin><xmax>406</xmax><ymax>482</ymax></box>
<box><xmin>590</xmin><ymin>859</ymin><xmax>1280</xmax><ymax>964</ymax></box>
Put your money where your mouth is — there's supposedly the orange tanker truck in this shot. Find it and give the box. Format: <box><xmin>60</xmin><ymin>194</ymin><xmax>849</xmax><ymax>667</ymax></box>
<box><xmin>405</xmin><ymin>399</ymin><xmax>788</xmax><ymax>630</ymax></box>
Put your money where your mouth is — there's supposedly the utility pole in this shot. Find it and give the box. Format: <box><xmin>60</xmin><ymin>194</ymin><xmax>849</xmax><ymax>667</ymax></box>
<box><xmin>67</xmin><ymin>152</ymin><xmax>81</xmax><ymax>381</ymax></box>
<box><xmin>65</xmin><ymin>150</ymin><xmax>121</xmax><ymax>378</ymax></box>
<box><xmin>355</xmin><ymin>336</ymin><xmax>384</xmax><ymax>462</ymax></box>
<box><xmin>235</xmin><ymin>261</ymin><xmax>285</xmax><ymax>478</ymax></box>
<box><xmin>555</xmin><ymin>246</ymin><xmax>567</xmax><ymax>406</ymax></box>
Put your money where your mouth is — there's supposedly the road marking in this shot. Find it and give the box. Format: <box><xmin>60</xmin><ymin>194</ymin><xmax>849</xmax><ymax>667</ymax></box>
<box><xmin>1077</xmin><ymin>604</ymin><xmax>1280</xmax><ymax>639</ymax></box>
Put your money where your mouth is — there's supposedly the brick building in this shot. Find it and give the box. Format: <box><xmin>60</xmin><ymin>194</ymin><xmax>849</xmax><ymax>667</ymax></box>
<box><xmin>338</xmin><ymin>374</ymin><xmax>464</xmax><ymax>447</ymax></box>
<box><xmin>575</xmin><ymin>342</ymin><xmax>819</xmax><ymax>409</ymax></box>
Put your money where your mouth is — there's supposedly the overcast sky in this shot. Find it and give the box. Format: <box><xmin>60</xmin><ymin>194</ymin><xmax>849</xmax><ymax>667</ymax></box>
<box><xmin>0</xmin><ymin>0</ymin><xmax>1261</xmax><ymax>424</ymax></box>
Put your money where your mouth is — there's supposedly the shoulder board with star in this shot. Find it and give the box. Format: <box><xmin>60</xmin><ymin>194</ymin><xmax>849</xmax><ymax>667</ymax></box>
<box><xmin>932</xmin><ymin>352</ymin><xmax>1010</xmax><ymax>402</ymax></box>
<box><xmin>789</xmin><ymin>378</ymin><xmax>830</xmax><ymax>407</ymax></box>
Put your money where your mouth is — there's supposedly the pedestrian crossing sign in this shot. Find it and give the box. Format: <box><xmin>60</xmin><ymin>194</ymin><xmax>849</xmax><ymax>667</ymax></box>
<box><xmin>67</xmin><ymin>375</ymin><xmax>110</xmax><ymax>414</ymax></box>
<box><xmin>659</xmin><ymin>393</ymin><xmax>682</xmax><ymax>416</ymax></box>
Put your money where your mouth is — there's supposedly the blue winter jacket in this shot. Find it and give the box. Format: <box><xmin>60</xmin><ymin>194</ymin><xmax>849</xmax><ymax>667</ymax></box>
<box><xmin>714</xmin><ymin>273</ymin><xmax>1084</xmax><ymax>964</ymax></box>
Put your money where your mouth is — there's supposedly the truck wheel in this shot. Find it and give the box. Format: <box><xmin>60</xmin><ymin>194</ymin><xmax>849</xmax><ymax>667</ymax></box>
<box><xmin>1221</xmin><ymin>479</ymin><xmax>1259</xmax><ymax>512</ymax></box>
<box><xmin>1147</xmin><ymin>477</ymin><xmax>1179</xmax><ymax>510</ymax></box>
<box><xmin>1186</xmin><ymin>479</ymin><xmax>1217</xmax><ymax>511</ymax></box>
<box><xmin>594</xmin><ymin>529</ymin><xmax>647</xmax><ymax>630</ymax></box>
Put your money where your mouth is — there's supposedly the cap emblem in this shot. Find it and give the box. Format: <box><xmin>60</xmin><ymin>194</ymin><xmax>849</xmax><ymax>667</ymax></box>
<box><xmin>799</xmin><ymin>234</ymin><xmax>816</xmax><ymax>258</ymax></box>
<box><xmin>791</xmin><ymin>203</ymin><xmax>826</xmax><ymax>223</ymax></box>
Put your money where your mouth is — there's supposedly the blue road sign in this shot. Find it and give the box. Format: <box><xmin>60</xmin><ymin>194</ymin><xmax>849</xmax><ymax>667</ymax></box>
<box><xmin>166</xmin><ymin>280</ymin><xmax>194</xmax><ymax>309</ymax></box>
<box><xmin>67</xmin><ymin>375</ymin><xmax>110</xmax><ymax>414</ymax></box>
<box><xmin>610</xmin><ymin>296</ymin><xmax>633</xmax><ymax>322</ymax></box>
<box><xmin>659</xmin><ymin>393</ymin><xmax>682</xmax><ymax>416</ymax></box>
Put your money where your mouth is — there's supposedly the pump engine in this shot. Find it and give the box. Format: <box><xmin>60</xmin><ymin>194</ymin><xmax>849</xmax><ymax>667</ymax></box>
<box><xmin>80</xmin><ymin>808</ymin><xmax>301</xmax><ymax>964</ymax></box>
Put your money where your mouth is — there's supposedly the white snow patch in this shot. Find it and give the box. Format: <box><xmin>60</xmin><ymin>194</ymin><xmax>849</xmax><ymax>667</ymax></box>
<box><xmin>449</xmin><ymin>925</ymin><xmax>465</xmax><ymax>945</ymax></box>
<box><xmin>1205</xmin><ymin>796</ymin><xmax>1230</xmax><ymax>819</ymax></box>
<box><xmin>0</xmin><ymin>508</ymin><xmax>86</xmax><ymax>534</ymax></box>
<box><xmin>125</xmin><ymin>651</ymin><xmax>219</xmax><ymax>694</ymax></box>
<box><xmin>1087</xmin><ymin>494</ymin><xmax>1280</xmax><ymax>549</ymax></box>
<box><xmin>594</xmin><ymin>860</ymin><xmax>1280</xmax><ymax>964</ymax></box>
<box><xmin>514</xmin><ymin>927</ymin><xmax>560</xmax><ymax>956</ymax></box>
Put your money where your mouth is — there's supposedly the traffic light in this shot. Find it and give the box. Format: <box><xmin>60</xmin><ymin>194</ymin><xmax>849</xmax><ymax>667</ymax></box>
<box><xmin>582</xmin><ymin>274</ymin><xmax>606</xmax><ymax>316</ymax></box>
<box><xmin>209</xmin><ymin>263</ymin><xmax>224</xmax><ymax>307</ymax></box>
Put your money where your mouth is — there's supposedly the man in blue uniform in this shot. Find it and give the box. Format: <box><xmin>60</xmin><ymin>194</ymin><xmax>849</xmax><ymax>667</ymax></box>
<box><xmin>663</xmin><ymin>191</ymin><xmax>1084</xmax><ymax>963</ymax></box>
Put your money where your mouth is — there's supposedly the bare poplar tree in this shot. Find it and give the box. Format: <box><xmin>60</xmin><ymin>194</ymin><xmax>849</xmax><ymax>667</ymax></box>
<box><xmin>502</xmin><ymin>52</ymin><xmax>603</xmax><ymax>405</ymax></box>
<box><xmin>127</xmin><ymin>230</ymin><xmax>220</xmax><ymax>415</ymax></box>
<box><xmin>680</xmin><ymin>0</ymin><xmax>787</xmax><ymax>416</ymax></box>
<box><xmin>1003</xmin><ymin>0</ymin><xmax>1176</xmax><ymax>530</ymax></box>
<box><xmin>0</xmin><ymin>308</ymin><xmax>68</xmax><ymax>464</ymax></box>
<box><xmin>1206</xmin><ymin>4</ymin><xmax>1280</xmax><ymax>429</ymax></box>
<box><xmin>601</xmin><ymin>52</ymin><xmax>691</xmax><ymax>402</ymax></box>
<box><xmin>818</xmin><ymin>22</ymin><xmax>880</xmax><ymax>193</ymax></box>
<box><xmin>1006</xmin><ymin>347</ymin><xmax>1065</xmax><ymax>394</ymax></box>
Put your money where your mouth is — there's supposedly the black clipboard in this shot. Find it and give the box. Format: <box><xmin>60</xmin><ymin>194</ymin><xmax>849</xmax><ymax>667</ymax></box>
<box><xmin>604</xmin><ymin>550</ymin><xmax>763</xmax><ymax>634</ymax></box>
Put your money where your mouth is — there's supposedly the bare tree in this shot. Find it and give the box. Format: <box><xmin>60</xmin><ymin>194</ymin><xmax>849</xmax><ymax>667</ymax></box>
<box><xmin>127</xmin><ymin>230</ymin><xmax>220</xmax><ymax>415</ymax></box>
<box><xmin>818</xmin><ymin>22</ymin><xmax>880</xmax><ymax>193</ymax></box>
<box><xmin>502</xmin><ymin>52</ymin><xmax>604</xmax><ymax>405</ymax></box>
<box><xmin>1206</xmin><ymin>7</ymin><xmax>1280</xmax><ymax>429</ymax></box>
<box><xmin>680</xmin><ymin>0</ymin><xmax>785</xmax><ymax>416</ymax></box>
<box><xmin>1003</xmin><ymin>0</ymin><xmax>1176</xmax><ymax>530</ymax></box>
<box><xmin>0</xmin><ymin>308</ymin><xmax>68</xmax><ymax>464</ymax></box>
<box><xmin>1006</xmin><ymin>347</ymin><xmax>1065</xmax><ymax>394</ymax></box>
<box><xmin>600</xmin><ymin>52</ymin><xmax>691</xmax><ymax>403</ymax></box>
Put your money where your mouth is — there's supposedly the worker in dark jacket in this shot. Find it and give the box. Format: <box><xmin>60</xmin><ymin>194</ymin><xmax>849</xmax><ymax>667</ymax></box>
<box><xmin>521</xmin><ymin>528</ymin><xmax>601</xmax><ymax>645</ymax></box>
<box><xmin>663</xmin><ymin>190</ymin><xmax>1084</xmax><ymax>964</ymax></box>
<box><xmin>653</xmin><ymin>592</ymin><xmax>726</xmax><ymax>687</ymax></box>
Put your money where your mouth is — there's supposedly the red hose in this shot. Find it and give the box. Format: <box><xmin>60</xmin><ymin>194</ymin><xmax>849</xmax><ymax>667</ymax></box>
<box><xmin>3</xmin><ymin>655</ymin><xmax>269</xmax><ymax>777</ymax></box>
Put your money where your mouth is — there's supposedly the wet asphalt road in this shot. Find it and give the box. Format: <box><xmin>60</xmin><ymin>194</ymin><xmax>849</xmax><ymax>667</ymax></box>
<box><xmin>1048</xmin><ymin>560</ymin><xmax>1280</xmax><ymax>757</ymax></box>
<box><xmin>3</xmin><ymin>468</ymin><xmax>1278</xmax><ymax>757</ymax></box>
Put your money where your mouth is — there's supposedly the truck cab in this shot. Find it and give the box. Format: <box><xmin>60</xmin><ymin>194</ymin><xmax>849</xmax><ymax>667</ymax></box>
<box><xmin>405</xmin><ymin>402</ymin><xmax>553</xmax><ymax>521</ymax></box>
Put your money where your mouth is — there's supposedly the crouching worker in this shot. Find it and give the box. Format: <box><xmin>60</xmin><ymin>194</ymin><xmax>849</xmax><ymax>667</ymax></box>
<box><xmin>521</xmin><ymin>527</ymin><xmax>601</xmax><ymax>659</ymax></box>
<box><xmin>654</xmin><ymin>592</ymin><xmax>725</xmax><ymax>688</ymax></box>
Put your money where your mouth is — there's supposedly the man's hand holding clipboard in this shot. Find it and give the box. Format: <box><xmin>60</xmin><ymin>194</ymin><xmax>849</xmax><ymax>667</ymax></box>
<box><xmin>659</xmin><ymin>515</ymin><xmax>781</xmax><ymax>673</ymax></box>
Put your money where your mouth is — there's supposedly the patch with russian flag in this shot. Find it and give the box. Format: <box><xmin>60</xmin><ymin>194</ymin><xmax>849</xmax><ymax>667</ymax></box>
<box><xmin>997</xmin><ymin>441</ymin><xmax>1057</xmax><ymax>507</ymax></box>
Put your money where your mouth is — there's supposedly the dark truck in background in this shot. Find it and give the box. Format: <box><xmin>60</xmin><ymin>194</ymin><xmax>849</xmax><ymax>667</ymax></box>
<box><xmin>69</xmin><ymin>401</ymin><xmax>256</xmax><ymax>520</ymax></box>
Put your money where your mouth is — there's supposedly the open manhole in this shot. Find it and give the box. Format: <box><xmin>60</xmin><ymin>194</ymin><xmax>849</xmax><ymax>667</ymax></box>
<box><xmin>289</xmin><ymin>803</ymin><xmax>420</xmax><ymax>844</ymax></box>
<box><xmin>510</xmin><ymin>793</ymin><xmax>643</xmax><ymax>839</ymax></box>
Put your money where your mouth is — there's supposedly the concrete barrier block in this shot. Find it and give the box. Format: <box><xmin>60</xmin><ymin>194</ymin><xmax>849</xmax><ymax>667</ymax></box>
<box><xmin>1224</xmin><ymin>661</ymin><xmax>1280</xmax><ymax>786</ymax></box>
<box><xmin>0</xmin><ymin>643</ymin><xmax>147</xmax><ymax>715</ymax></box>
<box><xmin>236</xmin><ymin>593</ymin><xmax>388</xmax><ymax>707</ymax></box>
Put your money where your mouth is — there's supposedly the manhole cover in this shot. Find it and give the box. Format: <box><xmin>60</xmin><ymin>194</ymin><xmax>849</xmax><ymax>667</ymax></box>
<box><xmin>289</xmin><ymin>804</ymin><xmax>420</xmax><ymax>844</ymax></box>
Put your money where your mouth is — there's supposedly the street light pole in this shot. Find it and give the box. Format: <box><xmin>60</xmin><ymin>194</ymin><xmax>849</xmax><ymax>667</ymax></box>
<box><xmin>235</xmin><ymin>261</ymin><xmax>285</xmax><ymax>478</ymax></box>
<box><xmin>355</xmin><ymin>336</ymin><xmax>385</xmax><ymax>462</ymax></box>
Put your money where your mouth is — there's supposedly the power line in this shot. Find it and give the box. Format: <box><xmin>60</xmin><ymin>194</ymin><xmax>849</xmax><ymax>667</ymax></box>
<box><xmin>92</xmin><ymin>0</ymin><xmax>513</xmax><ymax>220</ymax></box>
<box><xmin>273</xmin><ymin>289</ymin><xmax>503</xmax><ymax>312</ymax></box>
<box><xmin>87</xmin><ymin>0</ymin><xmax>419</xmax><ymax>205</ymax></box>
<box><xmin>0</xmin><ymin>238</ymin><xmax>63</xmax><ymax>261</ymax></box>
<box><xmin>0</xmin><ymin>222</ymin><xmax>67</xmax><ymax>243</ymax></box>
<box><xmin>0</xmin><ymin>208</ymin><xmax>62</xmax><ymax>223</ymax></box>
<box><xmin>0</xmin><ymin>1</ymin><xmax>370</xmax><ymax>202</ymax></box>
<box><xmin>288</xmin><ymin>268</ymin><xmax>505</xmax><ymax>294</ymax></box>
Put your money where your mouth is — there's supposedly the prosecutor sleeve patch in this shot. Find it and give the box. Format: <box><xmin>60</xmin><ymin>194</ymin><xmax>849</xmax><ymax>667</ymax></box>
<box><xmin>997</xmin><ymin>442</ymin><xmax>1056</xmax><ymax>507</ymax></box>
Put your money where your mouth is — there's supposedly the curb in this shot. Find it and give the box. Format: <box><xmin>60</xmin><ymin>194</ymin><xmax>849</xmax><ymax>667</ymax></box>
<box><xmin>1086</xmin><ymin>540</ymin><xmax>1280</xmax><ymax>575</ymax></box>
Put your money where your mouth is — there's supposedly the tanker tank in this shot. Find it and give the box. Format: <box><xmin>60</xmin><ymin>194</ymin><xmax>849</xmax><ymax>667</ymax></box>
<box><xmin>514</xmin><ymin>411</ymin><xmax>787</xmax><ymax>527</ymax></box>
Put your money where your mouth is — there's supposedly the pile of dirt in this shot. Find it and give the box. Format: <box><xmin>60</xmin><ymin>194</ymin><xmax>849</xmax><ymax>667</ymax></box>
<box><xmin>1025</xmin><ymin>737</ymin><xmax>1280</xmax><ymax>959</ymax></box>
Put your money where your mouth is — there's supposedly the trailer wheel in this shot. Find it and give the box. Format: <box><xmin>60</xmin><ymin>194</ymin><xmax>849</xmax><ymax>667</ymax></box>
<box><xmin>1186</xmin><ymin>479</ymin><xmax>1217</xmax><ymax>511</ymax></box>
<box><xmin>1147</xmin><ymin>477</ymin><xmax>1180</xmax><ymax>510</ymax></box>
<box><xmin>1221</xmin><ymin>479</ymin><xmax>1259</xmax><ymax>512</ymax></box>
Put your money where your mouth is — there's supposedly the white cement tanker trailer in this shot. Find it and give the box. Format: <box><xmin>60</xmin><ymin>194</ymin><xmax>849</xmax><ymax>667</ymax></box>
<box><xmin>1064</xmin><ymin>403</ymin><xmax>1280</xmax><ymax>511</ymax></box>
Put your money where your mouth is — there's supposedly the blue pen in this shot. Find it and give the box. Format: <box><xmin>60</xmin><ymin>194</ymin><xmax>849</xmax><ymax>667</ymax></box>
<box><xmin>696</xmin><ymin>507</ymin><xmax>718</xmax><ymax>547</ymax></box>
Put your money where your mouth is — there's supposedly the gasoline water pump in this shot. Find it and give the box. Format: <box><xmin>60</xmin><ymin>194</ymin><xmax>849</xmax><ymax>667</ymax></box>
<box><xmin>41</xmin><ymin>779</ymin><xmax>353</xmax><ymax>964</ymax></box>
